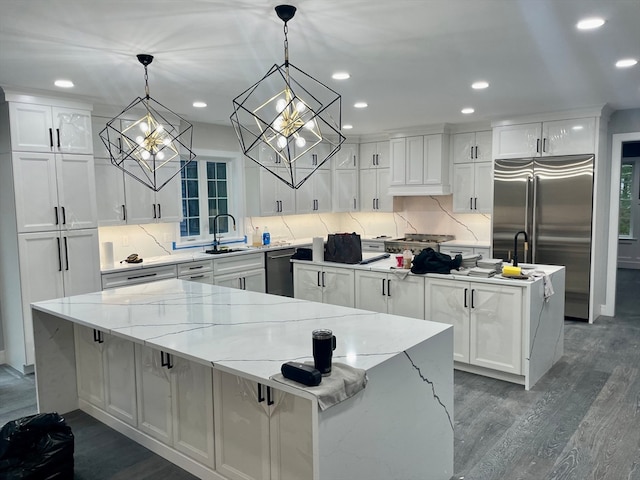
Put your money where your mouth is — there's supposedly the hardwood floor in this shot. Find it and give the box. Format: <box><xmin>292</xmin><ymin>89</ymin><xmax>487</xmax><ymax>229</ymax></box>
<box><xmin>1</xmin><ymin>269</ymin><xmax>639</xmax><ymax>479</ymax></box>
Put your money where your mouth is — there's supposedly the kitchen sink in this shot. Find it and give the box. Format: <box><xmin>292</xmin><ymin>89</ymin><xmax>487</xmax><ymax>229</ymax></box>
<box><xmin>205</xmin><ymin>247</ymin><xmax>254</xmax><ymax>255</ymax></box>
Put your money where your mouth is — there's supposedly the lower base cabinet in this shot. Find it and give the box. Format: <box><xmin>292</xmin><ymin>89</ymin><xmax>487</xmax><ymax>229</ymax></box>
<box><xmin>135</xmin><ymin>344</ymin><xmax>215</xmax><ymax>468</ymax></box>
<box><xmin>354</xmin><ymin>270</ymin><xmax>425</xmax><ymax>318</ymax></box>
<box><xmin>214</xmin><ymin>269</ymin><xmax>266</xmax><ymax>292</ymax></box>
<box><xmin>293</xmin><ymin>263</ymin><xmax>355</xmax><ymax>307</ymax></box>
<box><xmin>213</xmin><ymin>370</ymin><xmax>313</xmax><ymax>480</ymax></box>
<box><xmin>425</xmin><ymin>278</ymin><xmax>523</xmax><ymax>374</ymax></box>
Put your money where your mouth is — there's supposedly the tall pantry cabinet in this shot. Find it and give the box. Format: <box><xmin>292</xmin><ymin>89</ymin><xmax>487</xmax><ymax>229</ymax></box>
<box><xmin>0</xmin><ymin>90</ymin><xmax>100</xmax><ymax>373</ymax></box>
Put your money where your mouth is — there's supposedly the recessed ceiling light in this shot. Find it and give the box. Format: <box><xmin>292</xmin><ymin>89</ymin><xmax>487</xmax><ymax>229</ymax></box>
<box><xmin>54</xmin><ymin>79</ymin><xmax>74</xmax><ymax>88</ymax></box>
<box><xmin>332</xmin><ymin>72</ymin><xmax>350</xmax><ymax>80</ymax></box>
<box><xmin>342</xmin><ymin>124</ymin><xmax>353</xmax><ymax>130</ymax></box>
<box><xmin>354</xmin><ymin>102</ymin><xmax>368</xmax><ymax>109</ymax></box>
<box><xmin>193</xmin><ymin>101</ymin><xmax>207</xmax><ymax>108</ymax></box>
<box><xmin>461</xmin><ymin>107</ymin><xmax>475</xmax><ymax>114</ymax></box>
<box><xmin>616</xmin><ymin>58</ymin><xmax>638</xmax><ymax>68</ymax></box>
<box><xmin>576</xmin><ymin>17</ymin><xmax>605</xmax><ymax>30</ymax></box>
<box><xmin>471</xmin><ymin>81</ymin><xmax>489</xmax><ymax>90</ymax></box>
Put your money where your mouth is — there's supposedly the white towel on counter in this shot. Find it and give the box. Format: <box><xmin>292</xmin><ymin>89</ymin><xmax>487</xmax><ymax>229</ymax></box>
<box><xmin>530</xmin><ymin>270</ymin><xmax>555</xmax><ymax>300</ymax></box>
<box><xmin>271</xmin><ymin>362</ymin><xmax>367</xmax><ymax>411</ymax></box>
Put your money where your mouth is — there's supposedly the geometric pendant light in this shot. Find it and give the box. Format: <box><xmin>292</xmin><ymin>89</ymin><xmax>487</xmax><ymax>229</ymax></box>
<box><xmin>99</xmin><ymin>54</ymin><xmax>196</xmax><ymax>192</ymax></box>
<box><xmin>230</xmin><ymin>5</ymin><xmax>345</xmax><ymax>189</ymax></box>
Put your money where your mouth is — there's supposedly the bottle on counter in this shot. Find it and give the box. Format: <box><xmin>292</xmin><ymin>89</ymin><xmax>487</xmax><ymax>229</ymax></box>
<box><xmin>402</xmin><ymin>249</ymin><xmax>413</xmax><ymax>269</ymax></box>
<box><xmin>262</xmin><ymin>226</ymin><xmax>271</xmax><ymax>246</ymax></box>
<box><xmin>252</xmin><ymin>227</ymin><xmax>262</xmax><ymax>247</ymax></box>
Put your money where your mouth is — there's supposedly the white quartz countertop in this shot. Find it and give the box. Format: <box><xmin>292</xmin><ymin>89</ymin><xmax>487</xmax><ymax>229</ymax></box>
<box><xmin>439</xmin><ymin>240</ymin><xmax>491</xmax><ymax>248</ymax></box>
<box><xmin>101</xmin><ymin>240</ymin><xmax>312</xmax><ymax>274</ymax></box>
<box><xmin>32</xmin><ymin>279</ymin><xmax>450</xmax><ymax>383</ymax></box>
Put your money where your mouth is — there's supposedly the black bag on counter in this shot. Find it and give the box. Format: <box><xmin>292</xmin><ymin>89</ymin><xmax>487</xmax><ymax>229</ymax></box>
<box><xmin>324</xmin><ymin>233</ymin><xmax>362</xmax><ymax>264</ymax></box>
<box><xmin>410</xmin><ymin>247</ymin><xmax>462</xmax><ymax>274</ymax></box>
<box><xmin>0</xmin><ymin>413</ymin><xmax>74</xmax><ymax>479</ymax></box>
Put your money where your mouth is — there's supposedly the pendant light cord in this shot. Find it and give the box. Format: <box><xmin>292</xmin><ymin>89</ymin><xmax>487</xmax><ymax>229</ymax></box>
<box><xmin>144</xmin><ymin>65</ymin><xmax>150</xmax><ymax>99</ymax></box>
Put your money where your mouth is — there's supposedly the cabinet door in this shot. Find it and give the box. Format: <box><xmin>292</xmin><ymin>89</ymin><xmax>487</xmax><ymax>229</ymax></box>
<box><xmin>451</xmin><ymin>132</ymin><xmax>475</xmax><ymax>164</ymax></box>
<box><xmin>136</xmin><ymin>345</ymin><xmax>173</xmax><ymax>444</ymax></box>
<box><xmin>425</xmin><ymin>278</ymin><xmax>469</xmax><ymax>363</ymax></box>
<box><xmin>74</xmin><ymin>325</ymin><xmax>106</xmax><ymax>409</ymax></box>
<box><xmin>269</xmin><ymin>389</ymin><xmax>314</xmax><ymax>480</ymax></box>
<box><xmin>376</xmin><ymin>168</ymin><xmax>392</xmax><ymax>212</ymax></box>
<box><xmin>406</xmin><ymin>136</ymin><xmax>425</xmax><ymax>185</ymax></box>
<box><xmin>473</xmin><ymin>162</ymin><xmax>493</xmax><ymax>213</ymax></box>
<box><xmin>61</xmin><ymin>229</ymin><xmax>101</xmax><ymax>296</ymax></box>
<box><xmin>276</xmin><ymin>177</ymin><xmax>296</xmax><ymax>215</ymax></box>
<box><xmin>56</xmin><ymin>154</ymin><xmax>98</xmax><ymax>230</ymax></box>
<box><xmin>389</xmin><ymin>137</ymin><xmax>407</xmax><ymax>186</ymax></box>
<box><xmin>359</xmin><ymin>142</ymin><xmax>377</xmax><ymax>168</ymax></box>
<box><xmin>295</xmin><ymin>169</ymin><xmax>315</xmax><ymax>214</ymax></box>
<box><xmin>423</xmin><ymin>134</ymin><xmax>446</xmax><ymax>185</ymax></box>
<box><xmin>243</xmin><ymin>269</ymin><xmax>266</xmax><ymax>293</ymax></box>
<box><xmin>214</xmin><ymin>371</ymin><xmax>271</xmax><ymax>480</ymax></box>
<box><xmin>452</xmin><ymin>163</ymin><xmax>474</xmax><ymax>213</ymax></box>
<box><xmin>469</xmin><ymin>284</ymin><xmax>523</xmax><ymax>374</ymax></box>
<box><xmin>12</xmin><ymin>152</ymin><xmax>59</xmax><ymax>232</ymax></box>
<box><xmin>293</xmin><ymin>264</ymin><xmax>323</xmax><ymax>303</ymax></box>
<box><xmin>9</xmin><ymin>103</ymin><xmax>54</xmax><ymax>152</ymax></box>
<box><xmin>333</xmin><ymin>143</ymin><xmax>358</xmax><ymax>169</ymax></box>
<box><xmin>172</xmin><ymin>357</ymin><xmax>215</xmax><ymax>468</ymax></box>
<box><xmin>104</xmin><ymin>334</ymin><xmax>137</xmax><ymax>426</ymax></box>
<box><xmin>52</xmin><ymin>107</ymin><xmax>93</xmax><ymax>154</ymax></box>
<box><xmin>258</xmin><ymin>169</ymin><xmax>280</xmax><ymax>216</ymax></box>
<box><xmin>123</xmin><ymin>160</ymin><xmax>156</xmax><ymax>224</ymax></box>
<box><xmin>375</xmin><ymin>141</ymin><xmax>390</xmax><ymax>168</ymax></box>
<box><xmin>214</xmin><ymin>272</ymin><xmax>243</xmax><ymax>290</ymax></box>
<box><xmin>313</xmin><ymin>169</ymin><xmax>331</xmax><ymax>212</ymax></box>
<box><xmin>354</xmin><ymin>271</ymin><xmax>387</xmax><ymax>313</ymax></box>
<box><xmin>333</xmin><ymin>169</ymin><xmax>358</xmax><ymax>212</ymax></box>
<box><xmin>543</xmin><ymin>117</ymin><xmax>596</xmax><ymax>156</ymax></box>
<box><xmin>323</xmin><ymin>266</ymin><xmax>355</xmax><ymax>308</ymax></box>
<box><xmin>94</xmin><ymin>158</ymin><xmax>126</xmax><ymax>226</ymax></box>
<box><xmin>155</xmin><ymin>161</ymin><xmax>183</xmax><ymax>222</ymax></box>
<box><xmin>359</xmin><ymin>169</ymin><xmax>377</xmax><ymax>212</ymax></box>
<box><xmin>387</xmin><ymin>275</ymin><xmax>425</xmax><ymax>319</ymax></box>
<box><xmin>474</xmin><ymin>131</ymin><xmax>493</xmax><ymax>163</ymax></box>
<box><xmin>492</xmin><ymin>123</ymin><xmax>541</xmax><ymax>159</ymax></box>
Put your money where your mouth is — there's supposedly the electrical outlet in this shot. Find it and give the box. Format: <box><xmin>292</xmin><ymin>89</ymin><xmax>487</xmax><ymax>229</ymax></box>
<box><xmin>122</xmin><ymin>236</ymin><xmax>129</xmax><ymax>247</ymax></box>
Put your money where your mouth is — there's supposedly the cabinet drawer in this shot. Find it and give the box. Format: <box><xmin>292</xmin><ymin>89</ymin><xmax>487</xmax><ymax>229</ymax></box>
<box><xmin>101</xmin><ymin>265</ymin><xmax>177</xmax><ymax>289</ymax></box>
<box><xmin>176</xmin><ymin>259</ymin><xmax>213</xmax><ymax>276</ymax></box>
<box><xmin>213</xmin><ymin>252</ymin><xmax>265</xmax><ymax>275</ymax></box>
<box><xmin>440</xmin><ymin>247</ymin><xmax>474</xmax><ymax>256</ymax></box>
<box><xmin>361</xmin><ymin>241</ymin><xmax>386</xmax><ymax>252</ymax></box>
<box><xmin>179</xmin><ymin>271</ymin><xmax>214</xmax><ymax>284</ymax></box>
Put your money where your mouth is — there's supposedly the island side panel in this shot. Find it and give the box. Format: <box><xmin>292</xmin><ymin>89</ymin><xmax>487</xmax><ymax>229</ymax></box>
<box><xmin>525</xmin><ymin>268</ymin><xmax>565</xmax><ymax>389</ymax></box>
<box><xmin>32</xmin><ymin>308</ymin><xmax>79</xmax><ymax>414</ymax></box>
<box><xmin>316</xmin><ymin>327</ymin><xmax>454</xmax><ymax>480</ymax></box>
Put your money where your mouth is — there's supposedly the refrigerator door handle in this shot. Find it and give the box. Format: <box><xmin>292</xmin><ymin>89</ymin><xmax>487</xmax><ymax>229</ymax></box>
<box><xmin>532</xmin><ymin>175</ymin><xmax>539</xmax><ymax>264</ymax></box>
<box><xmin>525</xmin><ymin>175</ymin><xmax>532</xmax><ymax>263</ymax></box>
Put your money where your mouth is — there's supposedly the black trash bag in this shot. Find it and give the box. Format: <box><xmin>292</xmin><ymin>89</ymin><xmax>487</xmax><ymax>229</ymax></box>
<box><xmin>410</xmin><ymin>247</ymin><xmax>462</xmax><ymax>274</ymax></box>
<box><xmin>0</xmin><ymin>413</ymin><xmax>74</xmax><ymax>479</ymax></box>
<box><xmin>324</xmin><ymin>233</ymin><xmax>362</xmax><ymax>264</ymax></box>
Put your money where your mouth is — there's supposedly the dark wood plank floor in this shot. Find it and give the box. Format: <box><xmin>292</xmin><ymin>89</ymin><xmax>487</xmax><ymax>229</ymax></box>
<box><xmin>1</xmin><ymin>269</ymin><xmax>639</xmax><ymax>480</ymax></box>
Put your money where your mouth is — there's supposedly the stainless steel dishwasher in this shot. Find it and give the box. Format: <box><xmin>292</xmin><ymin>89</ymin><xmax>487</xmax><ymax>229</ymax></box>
<box><xmin>265</xmin><ymin>248</ymin><xmax>296</xmax><ymax>297</ymax></box>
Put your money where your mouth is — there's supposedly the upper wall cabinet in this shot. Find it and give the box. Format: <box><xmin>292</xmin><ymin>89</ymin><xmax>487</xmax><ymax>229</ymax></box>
<box><xmin>451</xmin><ymin>130</ymin><xmax>492</xmax><ymax>164</ymax></box>
<box><xmin>359</xmin><ymin>141</ymin><xmax>390</xmax><ymax>169</ymax></box>
<box><xmin>9</xmin><ymin>102</ymin><xmax>93</xmax><ymax>155</ymax></box>
<box><xmin>493</xmin><ymin>117</ymin><xmax>596</xmax><ymax>159</ymax></box>
<box><xmin>332</xmin><ymin>143</ymin><xmax>358</xmax><ymax>170</ymax></box>
<box><xmin>389</xmin><ymin>133</ymin><xmax>451</xmax><ymax>196</ymax></box>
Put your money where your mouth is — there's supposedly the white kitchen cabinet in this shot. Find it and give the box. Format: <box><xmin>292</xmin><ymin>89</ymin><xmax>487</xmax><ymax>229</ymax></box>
<box><xmin>451</xmin><ymin>130</ymin><xmax>492</xmax><ymax>164</ymax></box>
<box><xmin>360</xmin><ymin>168</ymin><xmax>391</xmax><ymax>212</ymax></box>
<box><xmin>245</xmin><ymin>165</ymin><xmax>296</xmax><ymax>216</ymax></box>
<box><xmin>101</xmin><ymin>264</ymin><xmax>177</xmax><ymax>289</ymax></box>
<box><xmin>74</xmin><ymin>324</ymin><xmax>137</xmax><ymax>426</ymax></box>
<box><xmin>213</xmin><ymin>252</ymin><xmax>266</xmax><ymax>293</ymax></box>
<box><xmin>295</xmin><ymin>168</ymin><xmax>331</xmax><ymax>214</ymax></box>
<box><xmin>8</xmin><ymin>102</ymin><xmax>93</xmax><ymax>154</ymax></box>
<box><xmin>12</xmin><ymin>152</ymin><xmax>97</xmax><ymax>232</ymax></box>
<box><xmin>452</xmin><ymin>161</ymin><xmax>492</xmax><ymax>213</ymax></box>
<box><xmin>333</xmin><ymin>143</ymin><xmax>358</xmax><ymax>169</ymax></box>
<box><xmin>389</xmin><ymin>134</ymin><xmax>451</xmax><ymax>195</ymax></box>
<box><xmin>493</xmin><ymin>117</ymin><xmax>596</xmax><ymax>159</ymax></box>
<box><xmin>359</xmin><ymin>141</ymin><xmax>389</xmax><ymax>168</ymax></box>
<box><xmin>354</xmin><ymin>270</ymin><xmax>425</xmax><ymax>319</ymax></box>
<box><xmin>425</xmin><ymin>277</ymin><xmax>523</xmax><ymax>374</ymax></box>
<box><xmin>213</xmin><ymin>370</ymin><xmax>313</xmax><ymax>480</ymax></box>
<box><xmin>293</xmin><ymin>263</ymin><xmax>355</xmax><ymax>307</ymax></box>
<box><xmin>177</xmin><ymin>259</ymin><xmax>214</xmax><ymax>284</ymax></box>
<box><xmin>333</xmin><ymin>168</ymin><xmax>358</xmax><ymax>212</ymax></box>
<box><xmin>123</xmin><ymin>159</ymin><xmax>182</xmax><ymax>224</ymax></box>
<box><xmin>295</xmin><ymin>142</ymin><xmax>330</xmax><ymax>170</ymax></box>
<box><xmin>18</xmin><ymin>229</ymin><xmax>100</xmax><ymax>366</ymax></box>
<box><xmin>439</xmin><ymin>244</ymin><xmax>491</xmax><ymax>259</ymax></box>
<box><xmin>94</xmin><ymin>157</ymin><xmax>127</xmax><ymax>226</ymax></box>
<box><xmin>136</xmin><ymin>345</ymin><xmax>215</xmax><ymax>467</ymax></box>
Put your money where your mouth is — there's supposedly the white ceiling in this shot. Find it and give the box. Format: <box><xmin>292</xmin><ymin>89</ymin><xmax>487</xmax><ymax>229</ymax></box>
<box><xmin>1</xmin><ymin>0</ymin><xmax>639</xmax><ymax>135</ymax></box>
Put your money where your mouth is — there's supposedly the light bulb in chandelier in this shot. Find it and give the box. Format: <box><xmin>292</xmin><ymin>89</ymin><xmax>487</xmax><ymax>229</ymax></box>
<box><xmin>295</xmin><ymin>136</ymin><xmax>306</xmax><ymax>148</ymax></box>
<box><xmin>277</xmin><ymin>136</ymin><xmax>287</xmax><ymax>149</ymax></box>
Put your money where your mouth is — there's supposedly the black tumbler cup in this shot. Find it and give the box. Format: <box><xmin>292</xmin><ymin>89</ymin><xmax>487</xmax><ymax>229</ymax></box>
<box><xmin>312</xmin><ymin>329</ymin><xmax>337</xmax><ymax>376</ymax></box>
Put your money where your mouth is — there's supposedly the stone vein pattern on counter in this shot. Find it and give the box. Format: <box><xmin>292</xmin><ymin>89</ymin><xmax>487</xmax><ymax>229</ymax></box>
<box><xmin>31</xmin><ymin>279</ymin><xmax>451</xmax><ymax>382</ymax></box>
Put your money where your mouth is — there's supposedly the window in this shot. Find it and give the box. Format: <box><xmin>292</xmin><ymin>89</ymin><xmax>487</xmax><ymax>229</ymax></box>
<box><xmin>180</xmin><ymin>158</ymin><xmax>230</xmax><ymax>240</ymax></box>
<box><xmin>619</xmin><ymin>163</ymin><xmax>633</xmax><ymax>237</ymax></box>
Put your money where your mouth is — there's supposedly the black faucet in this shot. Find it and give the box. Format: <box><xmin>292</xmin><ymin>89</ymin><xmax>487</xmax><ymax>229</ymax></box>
<box><xmin>212</xmin><ymin>214</ymin><xmax>237</xmax><ymax>252</ymax></box>
<box><xmin>513</xmin><ymin>230</ymin><xmax>529</xmax><ymax>267</ymax></box>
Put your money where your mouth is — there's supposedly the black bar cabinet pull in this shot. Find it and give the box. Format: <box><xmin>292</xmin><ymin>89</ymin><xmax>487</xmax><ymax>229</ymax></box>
<box><xmin>122</xmin><ymin>205</ymin><xmax>126</xmax><ymax>221</ymax></box>
<box><xmin>258</xmin><ymin>383</ymin><xmax>265</xmax><ymax>403</ymax></box>
<box><xmin>61</xmin><ymin>206</ymin><xmax>66</xmax><ymax>225</ymax></box>
<box><xmin>464</xmin><ymin>288</ymin><xmax>468</xmax><ymax>308</ymax></box>
<box><xmin>543</xmin><ymin>138</ymin><xmax>547</xmax><ymax>153</ymax></box>
<box><xmin>267</xmin><ymin>386</ymin><xmax>274</xmax><ymax>406</ymax></box>
<box><xmin>56</xmin><ymin>128</ymin><xmax>61</xmax><ymax>148</ymax></box>
<box><xmin>470</xmin><ymin>197</ymin><xmax>473</xmax><ymax>210</ymax></box>
<box><xmin>64</xmin><ymin>237</ymin><xmax>69</xmax><ymax>270</ymax></box>
<box><xmin>161</xmin><ymin>351</ymin><xmax>173</xmax><ymax>369</ymax></box>
<box><xmin>387</xmin><ymin>280</ymin><xmax>391</xmax><ymax>297</ymax></box>
<box><xmin>48</xmin><ymin>128</ymin><xmax>53</xmax><ymax>148</ymax></box>
<box><xmin>471</xmin><ymin>289</ymin><xmax>475</xmax><ymax>309</ymax></box>
<box><xmin>152</xmin><ymin>204</ymin><xmax>157</xmax><ymax>219</ymax></box>
<box><xmin>56</xmin><ymin>237</ymin><xmax>62</xmax><ymax>272</ymax></box>
<box><xmin>322</xmin><ymin>272</ymin><xmax>326</xmax><ymax>288</ymax></box>
<box><xmin>475</xmin><ymin>146</ymin><xmax>479</xmax><ymax>159</ymax></box>
<box><xmin>93</xmin><ymin>329</ymin><xmax>104</xmax><ymax>344</ymax></box>
<box><xmin>536</xmin><ymin>138</ymin><xmax>540</xmax><ymax>153</ymax></box>
<box><xmin>54</xmin><ymin>206</ymin><xmax>59</xmax><ymax>225</ymax></box>
<box><xmin>381</xmin><ymin>279</ymin><xmax>386</xmax><ymax>296</ymax></box>
<box><xmin>317</xmin><ymin>271</ymin><xmax>321</xmax><ymax>287</ymax></box>
<box><xmin>474</xmin><ymin>198</ymin><xmax>478</xmax><ymax>210</ymax></box>
<box><xmin>157</xmin><ymin>203</ymin><xmax>161</xmax><ymax>218</ymax></box>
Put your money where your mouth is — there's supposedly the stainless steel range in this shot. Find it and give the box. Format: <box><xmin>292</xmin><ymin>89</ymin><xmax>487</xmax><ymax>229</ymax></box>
<box><xmin>384</xmin><ymin>233</ymin><xmax>455</xmax><ymax>254</ymax></box>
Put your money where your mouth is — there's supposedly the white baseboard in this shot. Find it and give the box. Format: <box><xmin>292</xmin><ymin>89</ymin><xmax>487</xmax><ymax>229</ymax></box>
<box><xmin>0</xmin><ymin>350</ymin><xmax>5</xmax><ymax>365</ymax></box>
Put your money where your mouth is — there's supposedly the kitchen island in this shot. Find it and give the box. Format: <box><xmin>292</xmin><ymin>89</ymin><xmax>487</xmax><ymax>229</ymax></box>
<box><xmin>31</xmin><ymin>279</ymin><xmax>454</xmax><ymax>480</ymax></box>
<box><xmin>293</xmin><ymin>255</ymin><xmax>565</xmax><ymax>390</ymax></box>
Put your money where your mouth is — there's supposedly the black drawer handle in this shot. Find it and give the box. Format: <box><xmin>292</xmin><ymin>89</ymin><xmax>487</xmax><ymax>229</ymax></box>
<box><xmin>258</xmin><ymin>383</ymin><xmax>265</xmax><ymax>403</ymax></box>
<box><xmin>160</xmin><ymin>351</ymin><xmax>173</xmax><ymax>369</ymax></box>
<box><xmin>267</xmin><ymin>386</ymin><xmax>274</xmax><ymax>406</ymax></box>
<box><xmin>93</xmin><ymin>329</ymin><xmax>104</xmax><ymax>344</ymax></box>
<box><xmin>126</xmin><ymin>273</ymin><xmax>158</xmax><ymax>280</ymax></box>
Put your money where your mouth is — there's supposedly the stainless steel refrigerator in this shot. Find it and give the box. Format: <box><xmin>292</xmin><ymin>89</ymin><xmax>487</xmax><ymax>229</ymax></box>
<box><xmin>492</xmin><ymin>155</ymin><xmax>594</xmax><ymax>319</ymax></box>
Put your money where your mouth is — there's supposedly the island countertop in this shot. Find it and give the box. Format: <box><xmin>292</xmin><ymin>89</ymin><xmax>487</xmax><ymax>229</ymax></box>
<box><xmin>31</xmin><ymin>278</ymin><xmax>451</xmax><ymax>382</ymax></box>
